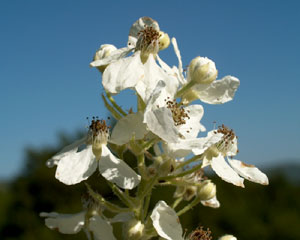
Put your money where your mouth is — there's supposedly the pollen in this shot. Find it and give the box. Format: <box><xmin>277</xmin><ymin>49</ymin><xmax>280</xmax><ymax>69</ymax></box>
<box><xmin>89</xmin><ymin>117</ymin><xmax>109</xmax><ymax>137</ymax></box>
<box><xmin>165</xmin><ymin>99</ymin><xmax>190</xmax><ymax>126</ymax></box>
<box><xmin>189</xmin><ymin>226</ymin><xmax>212</xmax><ymax>240</ymax></box>
<box><xmin>214</xmin><ymin>124</ymin><xmax>238</xmax><ymax>154</ymax></box>
<box><xmin>137</xmin><ymin>26</ymin><xmax>160</xmax><ymax>52</ymax></box>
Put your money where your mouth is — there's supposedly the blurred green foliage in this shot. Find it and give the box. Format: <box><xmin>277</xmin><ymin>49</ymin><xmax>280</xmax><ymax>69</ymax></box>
<box><xmin>0</xmin><ymin>132</ymin><xmax>299</xmax><ymax>240</ymax></box>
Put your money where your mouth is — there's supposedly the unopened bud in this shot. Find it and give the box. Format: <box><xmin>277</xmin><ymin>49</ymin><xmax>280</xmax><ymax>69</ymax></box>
<box><xmin>158</xmin><ymin>31</ymin><xmax>170</xmax><ymax>51</ymax></box>
<box><xmin>125</xmin><ymin>219</ymin><xmax>145</xmax><ymax>240</ymax></box>
<box><xmin>218</xmin><ymin>235</ymin><xmax>237</xmax><ymax>240</ymax></box>
<box><xmin>93</xmin><ymin>44</ymin><xmax>117</xmax><ymax>73</ymax></box>
<box><xmin>197</xmin><ymin>180</ymin><xmax>216</xmax><ymax>201</ymax></box>
<box><xmin>188</xmin><ymin>56</ymin><xmax>217</xmax><ymax>84</ymax></box>
<box><xmin>157</xmin><ymin>158</ymin><xmax>175</xmax><ymax>177</ymax></box>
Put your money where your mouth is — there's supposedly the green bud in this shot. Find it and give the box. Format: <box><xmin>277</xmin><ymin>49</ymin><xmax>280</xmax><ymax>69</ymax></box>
<box><xmin>218</xmin><ymin>235</ymin><xmax>237</xmax><ymax>240</ymax></box>
<box><xmin>158</xmin><ymin>31</ymin><xmax>170</xmax><ymax>51</ymax></box>
<box><xmin>125</xmin><ymin>219</ymin><xmax>145</xmax><ymax>240</ymax></box>
<box><xmin>188</xmin><ymin>56</ymin><xmax>218</xmax><ymax>84</ymax></box>
<box><xmin>93</xmin><ymin>44</ymin><xmax>117</xmax><ymax>73</ymax></box>
<box><xmin>197</xmin><ymin>180</ymin><xmax>216</xmax><ymax>201</ymax></box>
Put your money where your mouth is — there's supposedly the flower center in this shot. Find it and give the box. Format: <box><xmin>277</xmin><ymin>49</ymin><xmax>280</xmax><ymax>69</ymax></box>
<box><xmin>136</xmin><ymin>26</ymin><xmax>160</xmax><ymax>54</ymax></box>
<box><xmin>214</xmin><ymin>124</ymin><xmax>238</xmax><ymax>154</ymax></box>
<box><xmin>88</xmin><ymin>117</ymin><xmax>110</xmax><ymax>146</ymax></box>
<box><xmin>189</xmin><ymin>226</ymin><xmax>212</xmax><ymax>240</ymax></box>
<box><xmin>165</xmin><ymin>98</ymin><xmax>190</xmax><ymax>126</ymax></box>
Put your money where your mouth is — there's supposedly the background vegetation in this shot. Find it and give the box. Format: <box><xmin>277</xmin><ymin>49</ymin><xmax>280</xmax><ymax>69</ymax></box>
<box><xmin>0</xmin><ymin>133</ymin><xmax>299</xmax><ymax>240</ymax></box>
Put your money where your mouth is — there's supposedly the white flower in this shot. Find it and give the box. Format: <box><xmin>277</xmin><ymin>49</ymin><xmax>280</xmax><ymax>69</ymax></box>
<box><xmin>193</xmin><ymin>126</ymin><xmax>269</xmax><ymax>187</ymax></box>
<box><xmin>47</xmin><ymin>119</ymin><xmax>140</xmax><ymax>189</ymax></box>
<box><xmin>90</xmin><ymin>17</ymin><xmax>176</xmax><ymax>103</ymax></box>
<box><xmin>171</xmin><ymin>38</ymin><xmax>240</xmax><ymax>105</ymax></box>
<box><xmin>144</xmin><ymin>80</ymin><xmax>205</xmax><ymax>144</ymax></box>
<box><xmin>40</xmin><ymin>211</ymin><xmax>116</xmax><ymax>240</ymax></box>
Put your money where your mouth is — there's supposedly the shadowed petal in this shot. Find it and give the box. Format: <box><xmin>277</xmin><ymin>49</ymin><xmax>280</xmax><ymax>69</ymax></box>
<box><xmin>110</xmin><ymin>112</ymin><xmax>147</xmax><ymax>145</ymax></box>
<box><xmin>151</xmin><ymin>201</ymin><xmax>184</xmax><ymax>240</ymax></box>
<box><xmin>40</xmin><ymin>211</ymin><xmax>85</xmax><ymax>234</ymax></box>
<box><xmin>99</xmin><ymin>145</ymin><xmax>141</xmax><ymax>189</ymax></box>
<box><xmin>89</xmin><ymin>215</ymin><xmax>116</xmax><ymax>240</ymax></box>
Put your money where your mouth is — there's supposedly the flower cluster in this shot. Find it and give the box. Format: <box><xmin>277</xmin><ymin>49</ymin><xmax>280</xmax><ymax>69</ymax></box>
<box><xmin>41</xmin><ymin>17</ymin><xmax>268</xmax><ymax>240</ymax></box>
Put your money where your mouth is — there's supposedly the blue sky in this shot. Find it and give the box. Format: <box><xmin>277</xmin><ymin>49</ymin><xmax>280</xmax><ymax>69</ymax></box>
<box><xmin>1</xmin><ymin>0</ymin><xmax>300</xmax><ymax>179</ymax></box>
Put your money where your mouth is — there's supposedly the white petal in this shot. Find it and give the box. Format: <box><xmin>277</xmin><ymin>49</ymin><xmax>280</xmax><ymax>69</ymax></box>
<box><xmin>165</xmin><ymin>131</ymin><xmax>223</xmax><ymax>158</ymax></box>
<box><xmin>193</xmin><ymin>76</ymin><xmax>240</xmax><ymax>104</ymax></box>
<box><xmin>110</xmin><ymin>112</ymin><xmax>148</xmax><ymax>145</ymax></box>
<box><xmin>150</xmin><ymin>201</ymin><xmax>184</xmax><ymax>240</ymax></box>
<box><xmin>55</xmin><ymin>145</ymin><xmax>97</xmax><ymax>185</ymax></box>
<box><xmin>89</xmin><ymin>215</ymin><xmax>116</xmax><ymax>240</ymax></box>
<box><xmin>46</xmin><ymin>137</ymin><xmax>87</xmax><ymax>167</ymax></box>
<box><xmin>176</xmin><ymin>104</ymin><xmax>205</xmax><ymax>139</ymax></box>
<box><xmin>192</xmin><ymin>131</ymin><xmax>224</xmax><ymax>155</ymax></box>
<box><xmin>226</xmin><ymin>136</ymin><xmax>238</xmax><ymax>156</ymax></box>
<box><xmin>99</xmin><ymin>145</ymin><xmax>141</xmax><ymax>189</ymax></box>
<box><xmin>90</xmin><ymin>47</ymin><xmax>132</xmax><ymax>67</ymax></box>
<box><xmin>171</xmin><ymin>37</ymin><xmax>186</xmax><ymax>84</ymax></box>
<box><xmin>135</xmin><ymin>54</ymin><xmax>175</xmax><ymax>103</ymax></box>
<box><xmin>144</xmin><ymin>107</ymin><xmax>181</xmax><ymax>143</ymax></box>
<box><xmin>201</xmin><ymin>196</ymin><xmax>220</xmax><ymax>208</ymax></box>
<box><xmin>40</xmin><ymin>211</ymin><xmax>85</xmax><ymax>234</ymax></box>
<box><xmin>211</xmin><ymin>154</ymin><xmax>244</xmax><ymax>187</ymax></box>
<box><xmin>128</xmin><ymin>17</ymin><xmax>159</xmax><ymax>47</ymax></box>
<box><xmin>102</xmin><ymin>52</ymin><xmax>144</xmax><ymax>94</ymax></box>
<box><xmin>228</xmin><ymin>159</ymin><xmax>269</xmax><ymax>185</ymax></box>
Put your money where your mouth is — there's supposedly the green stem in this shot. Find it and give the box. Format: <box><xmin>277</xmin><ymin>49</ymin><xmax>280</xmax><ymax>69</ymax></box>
<box><xmin>176</xmin><ymin>196</ymin><xmax>201</xmax><ymax>216</ymax></box>
<box><xmin>85</xmin><ymin>183</ymin><xmax>129</xmax><ymax>213</ymax></box>
<box><xmin>141</xmin><ymin>138</ymin><xmax>157</xmax><ymax>151</ymax></box>
<box><xmin>137</xmin><ymin>154</ymin><xmax>147</xmax><ymax>178</ymax></box>
<box><xmin>106</xmin><ymin>92</ymin><xmax>127</xmax><ymax>116</ymax></box>
<box><xmin>175</xmin><ymin>80</ymin><xmax>197</xmax><ymax>98</ymax></box>
<box><xmin>172</xmin><ymin>197</ymin><xmax>183</xmax><ymax>209</ymax></box>
<box><xmin>106</xmin><ymin>181</ymin><xmax>134</xmax><ymax>209</ymax></box>
<box><xmin>101</xmin><ymin>94</ymin><xmax>122</xmax><ymax>120</ymax></box>
<box><xmin>175</xmin><ymin>154</ymin><xmax>202</xmax><ymax>170</ymax></box>
<box><xmin>140</xmin><ymin>175</ymin><xmax>159</xmax><ymax>199</ymax></box>
<box><xmin>160</xmin><ymin>164</ymin><xmax>202</xmax><ymax>181</ymax></box>
<box><xmin>142</xmin><ymin>193</ymin><xmax>151</xmax><ymax>221</ymax></box>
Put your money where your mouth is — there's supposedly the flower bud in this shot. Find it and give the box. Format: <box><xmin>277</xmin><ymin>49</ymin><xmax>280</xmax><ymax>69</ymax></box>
<box><xmin>197</xmin><ymin>180</ymin><xmax>216</xmax><ymax>201</ymax></box>
<box><xmin>93</xmin><ymin>44</ymin><xmax>117</xmax><ymax>73</ymax></box>
<box><xmin>125</xmin><ymin>219</ymin><xmax>145</xmax><ymax>240</ymax></box>
<box><xmin>218</xmin><ymin>235</ymin><xmax>237</xmax><ymax>240</ymax></box>
<box><xmin>158</xmin><ymin>31</ymin><xmax>170</xmax><ymax>51</ymax></box>
<box><xmin>188</xmin><ymin>56</ymin><xmax>218</xmax><ymax>84</ymax></box>
<box><xmin>157</xmin><ymin>158</ymin><xmax>175</xmax><ymax>177</ymax></box>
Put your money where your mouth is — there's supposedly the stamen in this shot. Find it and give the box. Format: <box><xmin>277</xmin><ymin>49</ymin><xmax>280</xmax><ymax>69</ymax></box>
<box><xmin>165</xmin><ymin>99</ymin><xmax>190</xmax><ymax>126</ymax></box>
<box><xmin>214</xmin><ymin>124</ymin><xmax>238</xmax><ymax>154</ymax></box>
<box><xmin>136</xmin><ymin>26</ymin><xmax>160</xmax><ymax>53</ymax></box>
<box><xmin>189</xmin><ymin>226</ymin><xmax>212</xmax><ymax>240</ymax></box>
<box><xmin>89</xmin><ymin>118</ymin><xmax>109</xmax><ymax>137</ymax></box>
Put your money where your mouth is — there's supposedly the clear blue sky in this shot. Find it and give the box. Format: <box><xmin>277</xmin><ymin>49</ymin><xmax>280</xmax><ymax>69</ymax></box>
<box><xmin>1</xmin><ymin>0</ymin><xmax>300</xmax><ymax>179</ymax></box>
